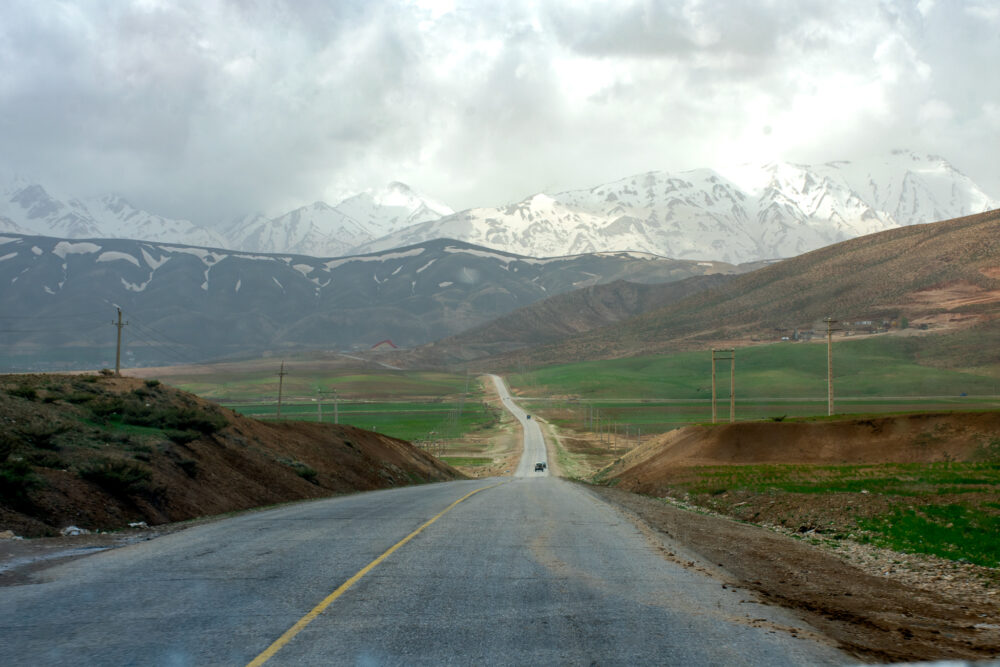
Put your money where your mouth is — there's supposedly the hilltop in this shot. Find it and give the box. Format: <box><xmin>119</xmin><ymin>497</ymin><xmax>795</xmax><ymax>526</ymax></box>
<box><xmin>0</xmin><ymin>373</ymin><xmax>461</xmax><ymax>537</ymax></box>
<box><xmin>492</xmin><ymin>209</ymin><xmax>1000</xmax><ymax>367</ymax></box>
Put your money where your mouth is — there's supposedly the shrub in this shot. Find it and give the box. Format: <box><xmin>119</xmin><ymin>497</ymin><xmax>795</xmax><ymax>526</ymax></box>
<box><xmin>144</xmin><ymin>379</ymin><xmax>161</xmax><ymax>388</ymax></box>
<box><xmin>290</xmin><ymin>461</ymin><xmax>318</xmax><ymax>484</ymax></box>
<box><xmin>99</xmin><ymin>368</ymin><xmax>115</xmax><ymax>377</ymax></box>
<box><xmin>8</xmin><ymin>386</ymin><xmax>38</xmax><ymax>401</ymax></box>
<box><xmin>27</xmin><ymin>452</ymin><xmax>64</xmax><ymax>469</ymax></box>
<box><xmin>0</xmin><ymin>460</ymin><xmax>40</xmax><ymax>505</ymax></box>
<box><xmin>79</xmin><ymin>459</ymin><xmax>152</xmax><ymax>496</ymax></box>
<box><xmin>0</xmin><ymin>432</ymin><xmax>16</xmax><ymax>462</ymax></box>
<box><xmin>165</xmin><ymin>429</ymin><xmax>200</xmax><ymax>445</ymax></box>
<box><xmin>177</xmin><ymin>459</ymin><xmax>198</xmax><ymax>478</ymax></box>
<box><xmin>21</xmin><ymin>423</ymin><xmax>68</xmax><ymax>451</ymax></box>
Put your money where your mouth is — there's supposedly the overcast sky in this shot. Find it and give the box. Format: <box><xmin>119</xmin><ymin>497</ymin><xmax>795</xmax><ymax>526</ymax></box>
<box><xmin>1</xmin><ymin>0</ymin><xmax>998</xmax><ymax>225</ymax></box>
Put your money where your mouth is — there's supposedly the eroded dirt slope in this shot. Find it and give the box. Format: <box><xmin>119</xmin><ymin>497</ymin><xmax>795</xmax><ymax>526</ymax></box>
<box><xmin>0</xmin><ymin>374</ymin><xmax>462</xmax><ymax>536</ymax></box>
<box><xmin>602</xmin><ymin>412</ymin><xmax>1000</xmax><ymax>484</ymax></box>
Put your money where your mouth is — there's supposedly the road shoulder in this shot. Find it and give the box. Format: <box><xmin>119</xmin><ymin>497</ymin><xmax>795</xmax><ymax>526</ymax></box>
<box><xmin>585</xmin><ymin>483</ymin><xmax>1000</xmax><ymax>664</ymax></box>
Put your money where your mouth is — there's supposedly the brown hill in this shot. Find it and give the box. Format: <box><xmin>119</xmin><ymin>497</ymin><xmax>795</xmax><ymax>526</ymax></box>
<box><xmin>401</xmin><ymin>274</ymin><xmax>735</xmax><ymax>367</ymax></box>
<box><xmin>0</xmin><ymin>374</ymin><xmax>461</xmax><ymax>537</ymax></box>
<box><xmin>499</xmin><ymin>209</ymin><xmax>1000</xmax><ymax>366</ymax></box>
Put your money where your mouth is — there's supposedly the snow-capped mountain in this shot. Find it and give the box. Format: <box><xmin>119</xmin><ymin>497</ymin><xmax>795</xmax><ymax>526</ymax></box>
<box><xmin>0</xmin><ymin>178</ymin><xmax>453</xmax><ymax>257</ymax></box>
<box><xmin>0</xmin><ymin>179</ymin><xmax>226</xmax><ymax>246</ymax></box>
<box><xmin>357</xmin><ymin>152</ymin><xmax>998</xmax><ymax>263</ymax></box>
<box><xmin>4</xmin><ymin>152</ymin><xmax>994</xmax><ymax>262</ymax></box>
<box><xmin>222</xmin><ymin>182</ymin><xmax>454</xmax><ymax>256</ymax></box>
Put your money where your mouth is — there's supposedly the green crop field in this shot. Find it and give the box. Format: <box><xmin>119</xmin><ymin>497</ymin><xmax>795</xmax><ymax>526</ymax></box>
<box><xmin>509</xmin><ymin>336</ymin><xmax>1000</xmax><ymax>404</ymax></box>
<box><xmin>175</xmin><ymin>369</ymin><xmax>474</xmax><ymax>401</ymax></box>
<box><xmin>226</xmin><ymin>399</ymin><xmax>501</xmax><ymax>443</ymax></box>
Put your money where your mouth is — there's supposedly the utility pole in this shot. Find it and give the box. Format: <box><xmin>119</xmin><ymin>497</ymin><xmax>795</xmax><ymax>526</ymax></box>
<box><xmin>333</xmin><ymin>389</ymin><xmax>339</xmax><ymax>425</ymax></box>
<box><xmin>825</xmin><ymin>317</ymin><xmax>837</xmax><ymax>416</ymax></box>
<box><xmin>111</xmin><ymin>308</ymin><xmax>128</xmax><ymax>376</ymax></box>
<box><xmin>276</xmin><ymin>361</ymin><xmax>287</xmax><ymax>419</ymax></box>
<box><xmin>711</xmin><ymin>349</ymin><xmax>736</xmax><ymax>423</ymax></box>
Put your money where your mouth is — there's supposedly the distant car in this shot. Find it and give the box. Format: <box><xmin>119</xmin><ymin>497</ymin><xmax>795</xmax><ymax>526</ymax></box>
<box><xmin>534</xmin><ymin>462</ymin><xmax>545</xmax><ymax>471</ymax></box>
<box><xmin>526</xmin><ymin>414</ymin><xmax>531</xmax><ymax>419</ymax></box>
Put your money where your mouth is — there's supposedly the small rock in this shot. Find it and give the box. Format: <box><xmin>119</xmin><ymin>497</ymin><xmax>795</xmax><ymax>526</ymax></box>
<box><xmin>128</xmin><ymin>521</ymin><xmax>148</xmax><ymax>529</ymax></box>
<box><xmin>0</xmin><ymin>530</ymin><xmax>18</xmax><ymax>539</ymax></box>
<box><xmin>60</xmin><ymin>525</ymin><xmax>91</xmax><ymax>536</ymax></box>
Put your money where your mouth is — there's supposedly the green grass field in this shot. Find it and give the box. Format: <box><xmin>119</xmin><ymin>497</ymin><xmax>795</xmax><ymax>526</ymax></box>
<box><xmin>171</xmin><ymin>368</ymin><xmax>475</xmax><ymax>401</ymax></box>
<box><xmin>227</xmin><ymin>399</ymin><xmax>501</xmax><ymax>443</ymax></box>
<box><xmin>509</xmin><ymin>336</ymin><xmax>1000</xmax><ymax>401</ymax></box>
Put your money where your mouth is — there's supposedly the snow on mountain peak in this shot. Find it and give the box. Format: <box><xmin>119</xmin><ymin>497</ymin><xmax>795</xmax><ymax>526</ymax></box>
<box><xmin>3</xmin><ymin>153</ymin><xmax>995</xmax><ymax>264</ymax></box>
<box><xmin>357</xmin><ymin>152</ymin><xmax>998</xmax><ymax>263</ymax></box>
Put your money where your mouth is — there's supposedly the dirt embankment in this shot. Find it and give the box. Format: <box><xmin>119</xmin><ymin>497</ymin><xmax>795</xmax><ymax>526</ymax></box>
<box><xmin>592</xmin><ymin>412</ymin><xmax>1000</xmax><ymax>662</ymax></box>
<box><xmin>602</xmin><ymin>412</ymin><xmax>1000</xmax><ymax>487</ymax></box>
<box><xmin>0</xmin><ymin>374</ymin><xmax>462</xmax><ymax>537</ymax></box>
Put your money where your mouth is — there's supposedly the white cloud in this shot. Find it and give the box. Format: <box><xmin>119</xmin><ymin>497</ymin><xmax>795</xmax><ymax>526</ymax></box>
<box><xmin>0</xmin><ymin>0</ymin><xmax>996</xmax><ymax>226</ymax></box>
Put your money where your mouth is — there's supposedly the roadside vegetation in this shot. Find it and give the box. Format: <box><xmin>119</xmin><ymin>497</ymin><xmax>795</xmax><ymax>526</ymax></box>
<box><xmin>603</xmin><ymin>459</ymin><xmax>1000</xmax><ymax>569</ymax></box>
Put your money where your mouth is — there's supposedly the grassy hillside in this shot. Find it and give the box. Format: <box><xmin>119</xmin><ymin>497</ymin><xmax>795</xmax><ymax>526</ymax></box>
<box><xmin>0</xmin><ymin>373</ymin><xmax>461</xmax><ymax>537</ymax></box>
<box><xmin>501</xmin><ymin>209</ymin><xmax>1000</xmax><ymax>366</ymax></box>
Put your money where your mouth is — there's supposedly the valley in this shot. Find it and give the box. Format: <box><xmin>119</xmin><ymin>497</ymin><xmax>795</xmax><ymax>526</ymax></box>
<box><xmin>2</xmin><ymin>157</ymin><xmax>999</xmax><ymax>665</ymax></box>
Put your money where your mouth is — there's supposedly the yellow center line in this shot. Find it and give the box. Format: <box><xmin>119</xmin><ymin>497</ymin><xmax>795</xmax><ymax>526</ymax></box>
<box><xmin>246</xmin><ymin>481</ymin><xmax>505</xmax><ymax>666</ymax></box>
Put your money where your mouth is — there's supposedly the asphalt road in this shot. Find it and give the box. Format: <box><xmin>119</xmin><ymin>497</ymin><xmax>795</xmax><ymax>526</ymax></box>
<box><xmin>1</xmin><ymin>380</ymin><xmax>848</xmax><ymax>666</ymax></box>
<box><xmin>489</xmin><ymin>374</ymin><xmax>548</xmax><ymax>477</ymax></box>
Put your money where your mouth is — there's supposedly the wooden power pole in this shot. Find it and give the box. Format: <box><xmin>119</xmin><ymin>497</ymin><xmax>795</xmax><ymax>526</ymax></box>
<box><xmin>112</xmin><ymin>308</ymin><xmax>128</xmax><ymax>376</ymax></box>
<box><xmin>276</xmin><ymin>361</ymin><xmax>287</xmax><ymax>419</ymax></box>
<box><xmin>711</xmin><ymin>349</ymin><xmax>736</xmax><ymax>423</ymax></box>
<box><xmin>825</xmin><ymin>318</ymin><xmax>837</xmax><ymax>416</ymax></box>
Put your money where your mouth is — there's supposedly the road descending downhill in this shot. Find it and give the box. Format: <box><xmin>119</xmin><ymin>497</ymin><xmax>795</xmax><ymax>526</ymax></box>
<box><xmin>490</xmin><ymin>374</ymin><xmax>548</xmax><ymax>477</ymax></box>
<box><xmin>0</xmin><ymin>380</ymin><xmax>849</xmax><ymax>666</ymax></box>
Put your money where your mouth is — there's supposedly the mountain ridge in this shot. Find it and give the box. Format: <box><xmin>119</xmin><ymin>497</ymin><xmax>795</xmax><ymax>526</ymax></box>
<box><xmin>478</xmin><ymin>208</ymin><xmax>1000</xmax><ymax>368</ymax></box>
<box><xmin>0</xmin><ymin>234</ymin><xmax>744</xmax><ymax>370</ymax></box>
<box><xmin>358</xmin><ymin>152</ymin><xmax>997</xmax><ymax>264</ymax></box>
<box><xmin>3</xmin><ymin>151</ymin><xmax>995</xmax><ymax>264</ymax></box>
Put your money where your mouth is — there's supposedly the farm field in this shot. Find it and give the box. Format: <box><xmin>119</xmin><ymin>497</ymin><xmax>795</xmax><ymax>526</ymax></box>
<box><xmin>226</xmin><ymin>399</ymin><xmax>501</xmax><ymax>444</ymax></box>
<box><xmin>508</xmin><ymin>336</ymin><xmax>1000</xmax><ymax>401</ymax></box>
<box><xmin>137</xmin><ymin>361</ymin><xmax>521</xmax><ymax>477</ymax></box>
<box><xmin>508</xmin><ymin>336</ymin><xmax>1000</xmax><ymax>437</ymax></box>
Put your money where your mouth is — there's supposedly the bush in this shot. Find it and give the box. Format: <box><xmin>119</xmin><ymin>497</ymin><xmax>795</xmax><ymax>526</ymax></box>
<box><xmin>0</xmin><ymin>432</ymin><xmax>16</xmax><ymax>463</ymax></box>
<box><xmin>177</xmin><ymin>459</ymin><xmax>198</xmax><ymax>478</ymax></box>
<box><xmin>79</xmin><ymin>459</ymin><xmax>152</xmax><ymax>496</ymax></box>
<box><xmin>290</xmin><ymin>461</ymin><xmax>318</xmax><ymax>484</ymax></box>
<box><xmin>144</xmin><ymin>379</ymin><xmax>161</xmax><ymax>388</ymax></box>
<box><xmin>8</xmin><ymin>386</ymin><xmax>38</xmax><ymax>401</ymax></box>
<box><xmin>21</xmin><ymin>423</ymin><xmax>68</xmax><ymax>451</ymax></box>
<box><xmin>91</xmin><ymin>396</ymin><xmax>227</xmax><ymax>435</ymax></box>
<box><xmin>27</xmin><ymin>452</ymin><xmax>64</xmax><ymax>469</ymax></box>
<box><xmin>0</xmin><ymin>460</ymin><xmax>40</xmax><ymax>505</ymax></box>
<box><xmin>165</xmin><ymin>429</ymin><xmax>200</xmax><ymax>445</ymax></box>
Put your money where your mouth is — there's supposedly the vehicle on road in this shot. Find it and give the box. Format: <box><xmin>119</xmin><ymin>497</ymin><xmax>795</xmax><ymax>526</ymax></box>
<box><xmin>526</xmin><ymin>414</ymin><xmax>531</xmax><ymax>419</ymax></box>
<box><xmin>535</xmin><ymin>462</ymin><xmax>545</xmax><ymax>471</ymax></box>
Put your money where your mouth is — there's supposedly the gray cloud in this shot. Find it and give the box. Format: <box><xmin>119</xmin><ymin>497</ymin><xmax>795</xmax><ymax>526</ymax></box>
<box><xmin>0</xmin><ymin>0</ymin><xmax>997</xmax><ymax>227</ymax></box>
